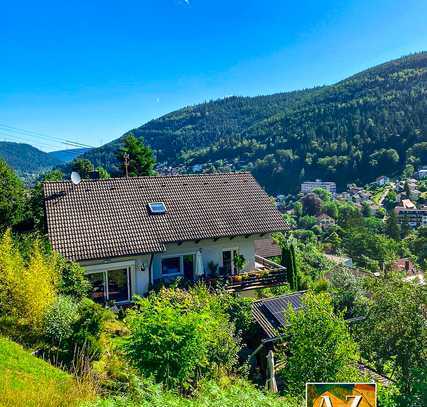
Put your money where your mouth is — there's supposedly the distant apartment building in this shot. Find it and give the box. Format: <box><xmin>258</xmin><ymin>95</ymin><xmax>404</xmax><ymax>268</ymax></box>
<box><xmin>394</xmin><ymin>206</ymin><xmax>427</xmax><ymax>228</ymax></box>
<box><xmin>415</xmin><ymin>166</ymin><xmax>427</xmax><ymax>180</ymax></box>
<box><xmin>301</xmin><ymin>179</ymin><xmax>336</xmax><ymax>195</ymax></box>
<box><xmin>375</xmin><ymin>175</ymin><xmax>390</xmax><ymax>186</ymax></box>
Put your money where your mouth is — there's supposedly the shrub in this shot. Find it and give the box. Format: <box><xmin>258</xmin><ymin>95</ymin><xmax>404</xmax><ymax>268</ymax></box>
<box><xmin>43</xmin><ymin>295</ymin><xmax>79</xmax><ymax>346</ymax></box>
<box><xmin>55</xmin><ymin>257</ymin><xmax>91</xmax><ymax>300</ymax></box>
<box><xmin>220</xmin><ymin>295</ymin><xmax>258</xmax><ymax>345</ymax></box>
<box><xmin>0</xmin><ymin>230</ymin><xmax>58</xmax><ymax>340</ymax></box>
<box><xmin>123</xmin><ymin>286</ymin><xmax>239</xmax><ymax>390</ymax></box>
<box><xmin>279</xmin><ymin>292</ymin><xmax>361</xmax><ymax>396</ymax></box>
<box><xmin>71</xmin><ymin>298</ymin><xmax>112</xmax><ymax>361</ymax></box>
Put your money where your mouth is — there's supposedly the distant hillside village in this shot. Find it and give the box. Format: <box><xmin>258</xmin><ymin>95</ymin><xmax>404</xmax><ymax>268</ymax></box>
<box><xmin>272</xmin><ymin>166</ymin><xmax>427</xmax><ymax>231</ymax></box>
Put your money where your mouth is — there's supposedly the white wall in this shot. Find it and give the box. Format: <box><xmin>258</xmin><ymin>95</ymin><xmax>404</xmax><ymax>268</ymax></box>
<box><xmin>80</xmin><ymin>234</ymin><xmax>267</xmax><ymax>297</ymax></box>
<box><xmin>151</xmin><ymin>235</ymin><xmax>260</xmax><ymax>281</ymax></box>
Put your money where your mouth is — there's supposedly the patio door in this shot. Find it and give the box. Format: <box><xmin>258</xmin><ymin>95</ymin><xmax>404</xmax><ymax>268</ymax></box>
<box><xmin>183</xmin><ymin>254</ymin><xmax>194</xmax><ymax>281</ymax></box>
<box><xmin>86</xmin><ymin>267</ymin><xmax>131</xmax><ymax>304</ymax></box>
<box><xmin>222</xmin><ymin>249</ymin><xmax>238</xmax><ymax>275</ymax></box>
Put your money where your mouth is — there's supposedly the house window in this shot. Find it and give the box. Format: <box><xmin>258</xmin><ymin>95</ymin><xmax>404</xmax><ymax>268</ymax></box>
<box><xmin>161</xmin><ymin>254</ymin><xmax>195</xmax><ymax>279</ymax></box>
<box><xmin>86</xmin><ymin>267</ymin><xmax>131</xmax><ymax>304</ymax></box>
<box><xmin>162</xmin><ymin>257</ymin><xmax>181</xmax><ymax>275</ymax></box>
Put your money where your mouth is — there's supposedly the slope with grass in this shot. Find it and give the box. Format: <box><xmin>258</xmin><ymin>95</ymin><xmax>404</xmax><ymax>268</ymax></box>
<box><xmin>0</xmin><ymin>337</ymin><xmax>95</xmax><ymax>407</ymax></box>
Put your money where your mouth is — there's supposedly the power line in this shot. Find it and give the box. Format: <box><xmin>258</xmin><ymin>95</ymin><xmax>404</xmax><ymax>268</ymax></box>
<box><xmin>0</xmin><ymin>131</ymin><xmax>65</xmax><ymax>151</ymax></box>
<box><xmin>0</xmin><ymin>123</ymin><xmax>96</xmax><ymax>149</ymax></box>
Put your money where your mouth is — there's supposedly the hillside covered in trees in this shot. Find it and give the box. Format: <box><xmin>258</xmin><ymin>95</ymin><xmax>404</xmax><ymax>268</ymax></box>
<box><xmin>81</xmin><ymin>52</ymin><xmax>427</xmax><ymax>193</ymax></box>
<box><xmin>0</xmin><ymin>142</ymin><xmax>61</xmax><ymax>181</ymax></box>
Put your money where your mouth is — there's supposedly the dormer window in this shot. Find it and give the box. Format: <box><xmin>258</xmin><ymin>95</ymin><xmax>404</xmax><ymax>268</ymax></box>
<box><xmin>148</xmin><ymin>202</ymin><xmax>167</xmax><ymax>214</ymax></box>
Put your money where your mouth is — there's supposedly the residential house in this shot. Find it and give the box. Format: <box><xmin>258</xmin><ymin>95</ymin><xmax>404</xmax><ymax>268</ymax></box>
<box><xmin>254</xmin><ymin>238</ymin><xmax>282</xmax><ymax>259</ymax></box>
<box><xmin>415</xmin><ymin>166</ymin><xmax>427</xmax><ymax>180</ymax></box>
<box><xmin>325</xmin><ymin>254</ymin><xmax>353</xmax><ymax>268</ymax></box>
<box><xmin>392</xmin><ymin>258</ymin><xmax>425</xmax><ymax>285</ymax></box>
<box><xmin>401</xmin><ymin>199</ymin><xmax>416</xmax><ymax>209</ymax></box>
<box><xmin>316</xmin><ymin>214</ymin><xmax>336</xmax><ymax>230</ymax></box>
<box><xmin>43</xmin><ymin>173</ymin><xmax>289</xmax><ymax>303</ymax></box>
<box><xmin>410</xmin><ymin>189</ymin><xmax>421</xmax><ymax>201</ymax></box>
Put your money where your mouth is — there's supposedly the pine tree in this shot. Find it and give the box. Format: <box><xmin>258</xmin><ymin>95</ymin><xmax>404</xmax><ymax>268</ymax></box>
<box><xmin>281</xmin><ymin>241</ymin><xmax>298</xmax><ymax>291</ymax></box>
<box><xmin>385</xmin><ymin>210</ymin><xmax>400</xmax><ymax>240</ymax></box>
<box><xmin>117</xmin><ymin>134</ymin><xmax>156</xmax><ymax>177</ymax></box>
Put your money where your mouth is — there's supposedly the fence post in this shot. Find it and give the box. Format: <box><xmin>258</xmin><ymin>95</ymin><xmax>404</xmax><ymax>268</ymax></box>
<box><xmin>266</xmin><ymin>350</ymin><xmax>278</xmax><ymax>393</ymax></box>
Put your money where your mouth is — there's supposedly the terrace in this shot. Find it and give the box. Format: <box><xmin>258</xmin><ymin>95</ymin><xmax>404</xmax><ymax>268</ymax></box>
<box><xmin>206</xmin><ymin>255</ymin><xmax>287</xmax><ymax>292</ymax></box>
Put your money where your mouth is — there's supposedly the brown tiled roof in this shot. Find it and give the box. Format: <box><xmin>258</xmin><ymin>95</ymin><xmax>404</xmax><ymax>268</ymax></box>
<box><xmin>254</xmin><ymin>238</ymin><xmax>282</xmax><ymax>258</ymax></box>
<box><xmin>43</xmin><ymin>173</ymin><xmax>289</xmax><ymax>261</ymax></box>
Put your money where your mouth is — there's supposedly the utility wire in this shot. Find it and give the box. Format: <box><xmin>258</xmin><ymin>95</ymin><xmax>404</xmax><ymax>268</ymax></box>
<box><xmin>0</xmin><ymin>123</ymin><xmax>96</xmax><ymax>149</ymax></box>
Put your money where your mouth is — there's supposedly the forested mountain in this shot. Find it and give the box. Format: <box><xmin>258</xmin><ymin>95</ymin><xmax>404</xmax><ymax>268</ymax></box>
<box><xmin>81</xmin><ymin>52</ymin><xmax>427</xmax><ymax>193</ymax></box>
<box><xmin>48</xmin><ymin>147</ymin><xmax>92</xmax><ymax>163</ymax></box>
<box><xmin>0</xmin><ymin>142</ymin><xmax>61</xmax><ymax>180</ymax></box>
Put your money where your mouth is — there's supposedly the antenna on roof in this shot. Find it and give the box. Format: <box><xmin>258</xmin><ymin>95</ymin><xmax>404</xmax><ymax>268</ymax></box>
<box><xmin>71</xmin><ymin>171</ymin><xmax>81</xmax><ymax>185</ymax></box>
<box><xmin>123</xmin><ymin>153</ymin><xmax>130</xmax><ymax>178</ymax></box>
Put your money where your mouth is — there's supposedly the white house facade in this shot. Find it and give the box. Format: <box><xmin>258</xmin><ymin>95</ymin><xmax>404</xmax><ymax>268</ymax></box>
<box><xmin>43</xmin><ymin>173</ymin><xmax>288</xmax><ymax>303</ymax></box>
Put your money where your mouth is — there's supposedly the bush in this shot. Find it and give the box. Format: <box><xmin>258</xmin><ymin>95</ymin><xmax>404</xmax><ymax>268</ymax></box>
<box><xmin>0</xmin><ymin>230</ymin><xmax>58</xmax><ymax>340</ymax></box>
<box><xmin>279</xmin><ymin>292</ymin><xmax>361</xmax><ymax>396</ymax></box>
<box><xmin>43</xmin><ymin>295</ymin><xmax>79</xmax><ymax>346</ymax></box>
<box><xmin>123</xmin><ymin>286</ymin><xmax>240</xmax><ymax>390</ymax></box>
<box><xmin>55</xmin><ymin>257</ymin><xmax>91</xmax><ymax>300</ymax></box>
<box><xmin>71</xmin><ymin>298</ymin><xmax>112</xmax><ymax>361</ymax></box>
<box><xmin>42</xmin><ymin>296</ymin><xmax>111</xmax><ymax>367</ymax></box>
<box><xmin>220</xmin><ymin>295</ymin><xmax>258</xmax><ymax>345</ymax></box>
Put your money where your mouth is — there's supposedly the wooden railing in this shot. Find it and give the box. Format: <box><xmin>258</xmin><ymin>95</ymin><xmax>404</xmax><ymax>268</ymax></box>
<box><xmin>224</xmin><ymin>269</ymin><xmax>287</xmax><ymax>292</ymax></box>
<box><xmin>203</xmin><ymin>255</ymin><xmax>287</xmax><ymax>292</ymax></box>
<box><xmin>255</xmin><ymin>255</ymin><xmax>286</xmax><ymax>271</ymax></box>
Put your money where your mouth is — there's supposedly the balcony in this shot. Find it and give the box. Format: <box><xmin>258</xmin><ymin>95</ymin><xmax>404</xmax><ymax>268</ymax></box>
<box><xmin>205</xmin><ymin>255</ymin><xmax>287</xmax><ymax>292</ymax></box>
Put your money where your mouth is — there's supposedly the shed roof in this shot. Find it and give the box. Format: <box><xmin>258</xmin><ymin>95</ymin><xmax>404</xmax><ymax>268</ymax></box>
<box><xmin>252</xmin><ymin>291</ymin><xmax>306</xmax><ymax>339</ymax></box>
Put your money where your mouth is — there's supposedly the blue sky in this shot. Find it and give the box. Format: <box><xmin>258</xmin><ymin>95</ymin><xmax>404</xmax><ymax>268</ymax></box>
<box><xmin>1</xmin><ymin>0</ymin><xmax>426</xmax><ymax>151</ymax></box>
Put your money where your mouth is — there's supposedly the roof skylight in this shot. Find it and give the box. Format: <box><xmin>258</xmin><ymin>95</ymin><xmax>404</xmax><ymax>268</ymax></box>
<box><xmin>148</xmin><ymin>202</ymin><xmax>167</xmax><ymax>214</ymax></box>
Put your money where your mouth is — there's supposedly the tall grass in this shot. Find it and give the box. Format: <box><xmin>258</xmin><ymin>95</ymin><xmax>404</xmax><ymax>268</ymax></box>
<box><xmin>0</xmin><ymin>337</ymin><xmax>97</xmax><ymax>407</ymax></box>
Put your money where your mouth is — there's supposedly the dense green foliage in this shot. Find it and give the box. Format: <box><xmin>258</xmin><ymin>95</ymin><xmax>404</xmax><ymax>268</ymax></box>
<box><xmin>90</xmin><ymin>377</ymin><xmax>300</xmax><ymax>407</ymax></box>
<box><xmin>82</xmin><ymin>53</ymin><xmax>427</xmax><ymax>193</ymax></box>
<box><xmin>124</xmin><ymin>286</ymin><xmax>239</xmax><ymax>390</ymax></box>
<box><xmin>279</xmin><ymin>292</ymin><xmax>360</xmax><ymax>396</ymax></box>
<box><xmin>0</xmin><ymin>159</ymin><xmax>31</xmax><ymax>229</ymax></box>
<box><xmin>357</xmin><ymin>275</ymin><xmax>427</xmax><ymax>406</ymax></box>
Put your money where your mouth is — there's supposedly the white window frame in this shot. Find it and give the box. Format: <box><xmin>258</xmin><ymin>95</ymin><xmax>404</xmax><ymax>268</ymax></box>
<box><xmin>221</xmin><ymin>247</ymin><xmax>239</xmax><ymax>275</ymax></box>
<box><xmin>85</xmin><ymin>260</ymin><xmax>135</xmax><ymax>303</ymax></box>
<box><xmin>160</xmin><ymin>252</ymin><xmax>196</xmax><ymax>278</ymax></box>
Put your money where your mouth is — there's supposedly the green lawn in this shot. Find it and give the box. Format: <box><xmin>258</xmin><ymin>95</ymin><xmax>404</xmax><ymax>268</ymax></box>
<box><xmin>0</xmin><ymin>337</ymin><xmax>95</xmax><ymax>407</ymax></box>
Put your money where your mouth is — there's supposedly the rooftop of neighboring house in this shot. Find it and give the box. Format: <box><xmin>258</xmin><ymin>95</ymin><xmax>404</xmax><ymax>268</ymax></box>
<box><xmin>401</xmin><ymin>199</ymin><xmax>416</xmax><ymax>209</ymax></box>
<box><xmin>254</xmin><ymin>238</ymin><xmax>282</xmax><ymax>259</ymax></box>
<box><xmin>316</xmin><ymin>214</ymin><xmax>335</xmax><ymax>222</ymax></box>
<box><xmin>43</xmin><ymin>173</ymin><xmax>289</xmax><ymax>262</ymax></box>
<box><xmin>392</xmin><ymin>258</ymin><xmax>422</xmax><ymax>277</ymax></box>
